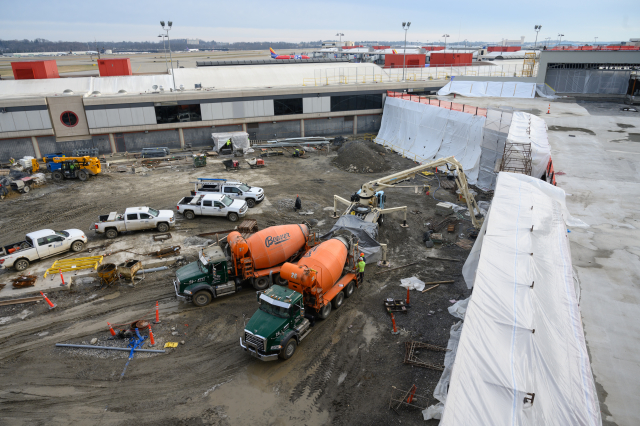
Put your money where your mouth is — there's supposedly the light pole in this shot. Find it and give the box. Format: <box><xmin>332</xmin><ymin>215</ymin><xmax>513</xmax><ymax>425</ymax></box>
<box><xmin>557</xmin><ymin>33</ymin><xmax>564</xmax><ymax>48</ymax></box>
<box><xmin>594</xmin><ymin>37</ymin><xmax>598</xmax><ymax>47</ymax></box>
<box><xmin>534</xmin><ymin>25</ymin><xmax>542</xmax><ymax>48</ymax></box>
<box><xmin>336</xmin><ymin>32</ymin><xmax>344</xmax><ymax>47</ymax></box>
<box><xmin>158</xmin><ymin>34</ymin><xmax>168</xmax><ymax>73</ymax></box>
<box><xmin>464</xmin><ymin>39</ymin><xmax>468</xmax><ymax>49</ymax></box>
<box><xmin>402</xmin><ymin>22</ymin><xmax>411</xmax><ymax>81</ymax></box>
<box><xmin>160</xmin><ymin>21</ymin><xmax>176</xmax><ymax>90</ymax></box>
<box><xmin>442</xmin><ymin>34</ymin><xmax>450</xmax><ymax>50</ymax></box>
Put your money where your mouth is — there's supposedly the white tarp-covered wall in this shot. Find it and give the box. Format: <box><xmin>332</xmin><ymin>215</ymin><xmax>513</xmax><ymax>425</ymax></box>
<box><xmin>375</xmin><ymin>97</ymin><xmax>485</xmax><ymax>184</ymax></box>
<box><xmin>443</xmin><ymin>172</ymin><xmax>600</xmax><ymax>426</ymax></box>
<box><xmin>438</xmin><ymin>81</ymin><xmax>537</xmax><ymax>98</ymax></box>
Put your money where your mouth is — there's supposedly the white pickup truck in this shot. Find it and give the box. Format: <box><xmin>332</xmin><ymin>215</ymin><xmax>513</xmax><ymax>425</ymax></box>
<box><xmin>176</xmin><ymin>194</ymin><xmax>248</xmax><ymax>222</ymax></box>
<box><xmin>191</xmin><ymin>178</ymin><xmax>265</xmax><ymax>208</ymax></box>
<box><xmin>0</xmin><ymin>229</ymin><xmax>87</xmax><ymax>272</ymax></box>
<box><xmin>93</xmin><ymin>207</ymin><xmax>175</xmax><ymax>239</ymax></box>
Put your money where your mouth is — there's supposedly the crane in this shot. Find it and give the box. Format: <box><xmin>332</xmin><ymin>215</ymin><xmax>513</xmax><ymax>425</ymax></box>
<box><xmin>331</xmin><ymin>156</ymin><xmax>482</xmax><ymax>229</ymax></box>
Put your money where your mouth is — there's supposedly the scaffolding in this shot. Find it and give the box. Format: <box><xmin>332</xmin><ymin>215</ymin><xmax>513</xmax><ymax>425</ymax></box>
<box><xmin>522</xmin><ymin>52</ymin><xmax>537</xmax><ymax>77</ymax></box>
<box><xmin>500</xmin><ymin>141</ymin><xmax>532</xmax><ymax>176</ymax></box>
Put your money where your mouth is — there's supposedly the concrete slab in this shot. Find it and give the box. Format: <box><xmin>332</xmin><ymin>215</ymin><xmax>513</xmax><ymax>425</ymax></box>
<box><xmin>433</xmin><ymin>95</ymin><xmax>640</xmax><ymax>426</ymax></box>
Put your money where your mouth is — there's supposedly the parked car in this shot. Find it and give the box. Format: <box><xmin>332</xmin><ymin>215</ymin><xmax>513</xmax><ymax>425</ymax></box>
<box><xmin>0</xmin><ymin>229</ymin><xmax>87</xmax><ymax>271</ymax></box>
<box><xmin>191</xmin><ymin>178</ymin><xmax>265</xmax><ymax>208</ymax></box>
<box><xmin>177</xmin><ymin>112</ymin><xmax>201</xmax><ymax>122</ymax></box>
<box><xmin>176</xmin><ymin>194</ymin><xmax>248</xmax><ymax>222</ymax></box>
<box><xmin>93</xmin><ymin>207</ymin><xmax>175</xmax><ymax>239</ymax></box>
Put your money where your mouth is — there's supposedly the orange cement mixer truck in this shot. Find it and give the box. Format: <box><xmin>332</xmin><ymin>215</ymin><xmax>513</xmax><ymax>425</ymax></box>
<box><xmin>240</xmin><ymin>235</ymin><xmax>360</xmax><ymax>360</ymax></box>
<box><xmin>173</xmin><ymin>224</ymin><xmax>318</xmax><ymax>306</ymax></box>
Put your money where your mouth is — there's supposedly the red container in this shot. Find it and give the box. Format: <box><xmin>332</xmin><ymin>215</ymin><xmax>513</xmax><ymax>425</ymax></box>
<box><xmin>98</xmin><ymin>58</ymin><xmax>132</xmax><ymax>77</ymax></box>
<box><xmin>429</xmin><ymin>52</ymin><xmax>473</xmax><ymax>67</ymax></box>
<box><xmin>384</xmin><ymin>53</ymin><xmax>425</xmax><ymax>69</ymax></box>
<box><xmin>11</xmin><ymin>60</ymin><xmax>59</xmax><ymax>79</ymax></box>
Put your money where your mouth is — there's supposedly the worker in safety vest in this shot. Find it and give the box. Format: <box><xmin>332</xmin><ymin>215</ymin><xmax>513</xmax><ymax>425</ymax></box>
<box><xmin>360</xmin><ymin>252</ymin><xmax>366</xmax><ymax>263</ymax></box>
<box><xmin>224</xmin><ymin>139</ymin><xmax>231</xmax><ymax>149</ymax></box>
<box><xmin>357</xmin><ymin>257</ymin><xmax>366</xmax><ymax>283</ymax></box>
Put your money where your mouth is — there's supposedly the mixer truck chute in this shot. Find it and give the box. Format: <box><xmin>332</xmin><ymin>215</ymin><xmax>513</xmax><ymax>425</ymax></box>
<box><xmin>240</xmin><ymin>235</ymin><xmax>360</xmax><ymax>361</ymax></box>
<box><xmin>173</xmin><ymin>224</ymin><xmax>319</xmax><ymax>307</ymax></box>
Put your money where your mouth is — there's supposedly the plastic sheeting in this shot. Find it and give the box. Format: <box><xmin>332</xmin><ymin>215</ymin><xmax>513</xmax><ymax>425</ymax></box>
<box><xmin>211</xmin><ymin>132</ymin><xmax>250</xmax><ymax>152</ymax></box>
<box><xmin>321</xmin><ymin>215</ymin><xmax>381</xmax><ymax>263</ymax></box>
<box><xmin>438</xmin><ymin>81</ymin><xmax>537</xmax><ymax>98</ymax></box>
<box><xmin>476</xmin><ymin>108</ymin><xmax>512</xmax><ymax>191</ymax></box>
<box><xmin>376</xmin><ymin>97</ymin><xmax>485</xmax><ymax>184</ymax></box>
<box><xmin>507</xmin><ymin>112</ymin><xmax>551</xmax><ymax>179</ymax></box>
<box><xmin>442</xmin><ymin>172</ymin><xmax>601</xmax><ymax>426</ymax></box>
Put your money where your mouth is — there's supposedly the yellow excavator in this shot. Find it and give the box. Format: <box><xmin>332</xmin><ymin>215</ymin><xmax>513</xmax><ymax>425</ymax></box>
<box><xmin>50</xmin><ymin>156</ymin><xmax>101</xmax><ymax>181</ymax></box>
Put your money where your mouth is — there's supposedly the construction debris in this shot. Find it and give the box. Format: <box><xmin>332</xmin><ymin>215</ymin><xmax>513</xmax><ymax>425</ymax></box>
<box><xmin>153</xmin><ymin>232</ymin><xmax>172</xmax><ymax>241</ymax></box>
<box><xmin>384</xmin><ymin>298</ymin><xmax>408</xmax><ymax>313</ymax></box>
<box><xmin>147</xmin><ymin>246</ymin><xmax>181</xmax><ymax>258</ymax></box>
<box><xmin>388</xmin><ymin>385</ymin><xmax>429</xmax><ymax>414</ymax></box>
<box><xmin>11</xmin><ymin>275</ymin><xmax>37</xmax><ymax>288</ymax></box>
<box><xmin>0</xmin><ymin>295</ymin><xmax>41</xmax><ymax>306</ymax></box>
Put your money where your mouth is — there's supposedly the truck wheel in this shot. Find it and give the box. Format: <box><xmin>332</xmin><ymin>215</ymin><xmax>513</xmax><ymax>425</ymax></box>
<box><xmin>184</xmin><ymin>210</ymin><xmax>195</xmax><ymax>220</ymax></box>
<box><xmin>193</xmin><ymin>291</ymin><xmax>212</xmax><ymax>307</ymax></box>
<box><xmin>344</xmin><ymin>281</ymin><xmax>355</xmax><ymax>298</ymax></box>
<box><xmin>275</xmin><ymin>273</ymin><xmax>288</xmax><ymax>286</ymax></box>
<box><xmin>71</xmin><ymin>241</ymin><xmax>85</xmax><ymax>252</ymax></box>
<box><xmin>378</xmin><ymin>215</ymin><xmax>384</xmax><ymax>227</ymax></box>
<box><xmin>157</xmin><ymin>222</ymin><xmax>169</xmax><ymax>233</ymax></box>
<box><xmin>14</xmin><ymin>258</ymin><xmax>29</xmax><ymax>272</ymax></box>
<box><xmin>253</xmin><ymin>276</ymin><xmax>270</xmax><ymax>290</ymax></box>
<box><xmin>228</xmin><ymin>212</ymin><xmax>239</xmax><ymax>222</ymax></box>
<box><xmin>21</xmin><ymin>186</ymin><xmax>30</xmax><ymax>194</ymax></box>
<box><xmin>105</xmin><ymin>228</ymin><xmax>118</xmax><ymax>239</ymax></box>
<box><xmin>332</xmin><ymin>291</ymin><xmax>345</xmax><ymax>310</ymax></box>
<box><xmin>77</xmin><ymin>170</ymin><xmax>88</xmax><ymax>181</ymax></box>
<box><xmin>52</xmin><ymin>171</ymin><xmax>63</xmax><ymax>181</ymax></box>
<box><xmin>279</xmin><ymin>338</ymin><xmax>297</xmax><ymax>360</ymax></box>
<box><xmin>317</xmin><ymin>302</ymin><xmax>332</xmax><ymax>320</ymax></box>
<box><xmin>246</xmin><ymin>198</ymin><xmax>256</xmax><ymax>208</ymax></box>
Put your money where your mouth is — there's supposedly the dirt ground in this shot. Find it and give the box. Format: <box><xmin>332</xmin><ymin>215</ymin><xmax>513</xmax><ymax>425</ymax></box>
<box><xmin>0</xmin><ymin>141</ymin><xmax>481</xmax><ymax>425</ymax></box>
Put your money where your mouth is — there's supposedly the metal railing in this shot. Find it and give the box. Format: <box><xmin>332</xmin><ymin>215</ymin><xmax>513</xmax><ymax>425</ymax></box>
<box><xmin>302</xmin><ymin>63</ymin><xmax>539</xmax><ymax>87</ymax></box>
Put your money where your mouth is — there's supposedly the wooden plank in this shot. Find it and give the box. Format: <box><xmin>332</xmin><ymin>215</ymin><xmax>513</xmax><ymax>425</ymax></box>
<box><xmin>0</xmin><ymin>296</ymin><xmax>42</xmax><ymax>307</ymax></box>
<box><xmin>421</xmin><ymin>284</ymin><xmax>440</xmax><ymax>293</ymax></box>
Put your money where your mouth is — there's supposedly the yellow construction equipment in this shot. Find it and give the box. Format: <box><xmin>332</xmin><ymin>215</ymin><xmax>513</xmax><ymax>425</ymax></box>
<box><xmin>43</xmin><ymin>255</ymin><xmax>104</xmax><ymax>277</ymax></box>
<box><xmin>51</xmin><ymin>156</ymin><xmax>101</xmax><ymax>181</ymax></box>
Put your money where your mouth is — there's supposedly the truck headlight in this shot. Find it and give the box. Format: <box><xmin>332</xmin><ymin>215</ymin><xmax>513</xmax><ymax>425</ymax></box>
<box><xmin>184</xmin><ymin>290</ymin><xmax>192</xmax><ymax>295</ymax></box>
<box><xmin>270</xmin><ymin>345</ymin><xmax>282</xmax><ymax>350</ymax></box>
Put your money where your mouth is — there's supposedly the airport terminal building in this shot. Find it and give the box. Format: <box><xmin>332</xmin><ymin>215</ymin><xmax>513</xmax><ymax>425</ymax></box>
<box><xmin>0</xmin><ymin>62</ymin><xmax>442</xmax><ymax>162</ymax></box>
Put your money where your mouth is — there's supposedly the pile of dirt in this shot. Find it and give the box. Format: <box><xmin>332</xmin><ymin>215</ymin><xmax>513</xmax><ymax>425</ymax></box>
<box><xmin>332</xmin><ymin>141</ymin><xmax>390</xmax><ymax>173</ymax></box>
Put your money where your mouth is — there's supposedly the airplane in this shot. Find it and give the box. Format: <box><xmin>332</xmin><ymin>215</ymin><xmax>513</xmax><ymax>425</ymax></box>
<box><xmin>270</xmin><ymin>47</ymin><xmax>310</xmax><ymax>60</ymax></box>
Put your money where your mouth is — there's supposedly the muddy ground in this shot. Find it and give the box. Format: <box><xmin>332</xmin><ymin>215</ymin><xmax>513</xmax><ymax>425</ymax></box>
<box><xmin>0</xmin><ymin>141</ymin><xmax>482</xmax><ymax>425</ymax></box>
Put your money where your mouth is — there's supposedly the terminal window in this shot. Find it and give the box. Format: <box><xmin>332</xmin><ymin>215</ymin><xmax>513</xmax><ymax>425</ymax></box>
<box><xmin>155</xmin><ymin>104</ymin><xmax>202</xmax><ymax>124</ymax></box>
<box><xmin>330</xmin><ymin>94</ymin><xmax>383</xmax><ymax>112</ymax></box>
<box><xmin>274</xmin><ymin>98</ymin><xmax>303</xmax><ymax>116</ymax></box>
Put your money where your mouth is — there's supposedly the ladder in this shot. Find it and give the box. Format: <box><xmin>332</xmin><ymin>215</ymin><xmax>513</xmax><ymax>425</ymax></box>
<box><xmin>240</xmin><ymin>257</ymin><xmax>254</xmax><ymax>279</ymax></box>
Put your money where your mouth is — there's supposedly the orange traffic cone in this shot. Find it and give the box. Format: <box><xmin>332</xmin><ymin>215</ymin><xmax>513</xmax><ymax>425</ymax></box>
<box><xmin>406</xmin><ymin>288</ymin><xmax>411</xmax><ymax>307</ymax></box>
<box><xmin>108</xmin><ymin>322</ymin><xmax>116</xmax><ymax>336</ymax></box>
<box><xmin>41</xmin><ymin>292</ymin><xmax>56</xmax><ymax>309</ymax></box>
<box><xmin>148</xmin><ymin>324</ymin><xmax>156</xmax><ymax>346</ymax></box>
<box><xmin>546</xmin><ymin>104</ymin><xmax>550</xmax><ymax>114</ymax></box>
<box><xmin>59</xmin><ymin>269</ymin><xmax>66</xmax><ymax>286</ymax></box>
<box><xmin>154</xmin><ymin>301</ymin><xmax>161</xmax><ymax>324</ymax></box>
<box><xmin>390</xmin><ymin>313</ymin><xmax>399</xmax><ymax>335</ymax></box>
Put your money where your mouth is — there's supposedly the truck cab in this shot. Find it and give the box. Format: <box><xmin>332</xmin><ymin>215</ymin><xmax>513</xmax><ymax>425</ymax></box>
<box><xmin>240</xmin><ymin>285</ymin><xmax>311</xmax><ymax>361</ymax></box>
<box><xmin>173</xmin><ymin>245</ymin><xmax>239</xmax><ymax>306</ymax></box>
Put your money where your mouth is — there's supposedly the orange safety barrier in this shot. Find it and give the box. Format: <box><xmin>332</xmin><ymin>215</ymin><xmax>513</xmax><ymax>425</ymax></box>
<box><xmin>546</xmin><ymin>158</ymin><xmax>557</xmax><ymax>186</ymax></box>
<box><xmin>387</xmin><ymin>91</ymin><xmax>488</xmax><ymax>117</ymax></box>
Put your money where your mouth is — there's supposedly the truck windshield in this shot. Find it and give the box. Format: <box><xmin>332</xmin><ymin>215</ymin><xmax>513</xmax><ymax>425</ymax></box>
<box><xmin>238</xmin><ymin>183</ymin><xmax>251</xmax><ymax>192</ymax></box>
<box><xmin>197</xmin><ymin>260</ymin><xmax>208</xmax><ymax>273</ymax></box>
<box><xmin>259</xmin><ymin>300</ymin><xmax>289</xmax><ymax>318</ymax></box>
<box><xmin>148</xmin><ymin>208</ymin><xmax>159</xmax><ymax>217</ymax></box>
<box><xmin>221</xmin><ymin>196</ymin><xmax>233</xmax><ymax>207</ymax></box>
<box><xmin>55</xmin><ymin>231</ymin><xmax>69</xmax><ymax>237</ymax></box>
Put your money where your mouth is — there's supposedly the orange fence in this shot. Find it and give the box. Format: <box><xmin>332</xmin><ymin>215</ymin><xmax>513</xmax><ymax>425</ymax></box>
<box><xmin>387</xmin><ymin>91</ymin><xmax>488</xmax><ymax>117</ymax></box>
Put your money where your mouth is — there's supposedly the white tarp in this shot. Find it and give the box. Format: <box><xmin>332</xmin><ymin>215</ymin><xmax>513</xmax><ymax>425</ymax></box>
<box><xmin>507</xmin><ymin>112</ymin><xmax>551</xmax><ymax>179</ymax></box>
<box><xmin>375</xmin><ymin>97</ymin><xmax>485</xmax><ymax>184</ymax></box>
<box><xmin>442</xmin><ymin>172</ymin><xmax>601</xmax><ymax>426</ymax></box>
<box><xmin>438</xmin><ymin>81</ymin><xmax>536</xmax><ymax>98</ymax></box>
<box><xmin>211</xmin><ymin>132</ymin><xmax>250</xmax><ymax>152</ymax></box>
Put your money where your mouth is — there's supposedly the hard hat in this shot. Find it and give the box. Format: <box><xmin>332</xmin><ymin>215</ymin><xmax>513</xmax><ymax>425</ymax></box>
<box><xmin>360</xmin><ymin>253</ymin><xmax>364</xmax><ymax>256</ymax></box>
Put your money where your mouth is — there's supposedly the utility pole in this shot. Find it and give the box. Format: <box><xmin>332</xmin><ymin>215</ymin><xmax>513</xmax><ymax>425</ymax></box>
<box><xmin>158</xmin><ymin>34</ymin><xmax>168</xmax><ymax>73</ymax></box>
<box><xmin>336</xmin><ymin>33</ymin><xmax>344</xmax><ymax>47</ymax></box>
<box><xmin>160</xmin><ymin>21</ymin><xmax>176</xmax><ymax>90</ymax></box>
<box><xmin>402</xmin><ymin>22</ymin><xmax>411</xmax><ymax>81</ymax></box>
<box><xmin>557</xmin><ymin>33</ymin><xmax>564</xmax><ymax>48</ymax></box>
<box><xmin>594</xmin><ymin>37</ymin><xmax>598</xmax><ymax>46</ymax></box>
<box><xmin>534</xmin><ymin>25</ymin><xmax>541</xmax><ymax>48</ymax></box>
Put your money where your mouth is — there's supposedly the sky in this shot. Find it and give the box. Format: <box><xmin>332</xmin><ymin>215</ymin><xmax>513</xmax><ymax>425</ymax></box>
<box><xmin>1</xmin><ymin>0</ymin><xmax>639</xmax><ymax>44</ymax></box>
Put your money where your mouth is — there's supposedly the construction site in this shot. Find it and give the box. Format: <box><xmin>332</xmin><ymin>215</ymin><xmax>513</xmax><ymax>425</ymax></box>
<box><xmin>0</xmin><ymin>38</ymin><xmax>639</xmax><ymax>426</ymax></box>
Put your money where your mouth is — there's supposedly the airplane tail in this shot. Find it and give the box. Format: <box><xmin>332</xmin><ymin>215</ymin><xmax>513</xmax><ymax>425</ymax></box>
<box><xmin>269</xmin><ymin>47</ymin><xmax>277</xmax><ymax>58</ymax></box>
<box><xmin>392</xmin><ymin>49</ymin><xmax>398</xmax><ymax>54</ymax></box>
